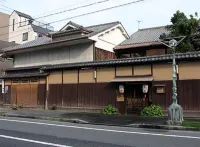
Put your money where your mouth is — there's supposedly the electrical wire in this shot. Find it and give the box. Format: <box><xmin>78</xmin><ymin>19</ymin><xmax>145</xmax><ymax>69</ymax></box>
<box><xmin>1</xmin><ymin>0</ymin><xmax>144</xmax><ymax>41</ymax></box>
<box><xmin>0</xmin><ymin>7</ymin><xmax>12</xmax><ymax>13</ymax></box>
<box><xmin>33</xmin><ymin>0</ymin><xmax>93</xmax><ymax>17</ymax></box>
<box><xmin>0</xmin><ymin>0</ymin><xmax>110</xmax><ymax>29</ymax></box>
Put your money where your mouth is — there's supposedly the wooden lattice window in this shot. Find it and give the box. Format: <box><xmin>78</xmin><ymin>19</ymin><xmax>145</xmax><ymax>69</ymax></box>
<box><xmin>12</xmin><ymin>79</ymin><xmax>19</xmax><ymax>84</ymax></box>
<box><xmin>31</xmin><ymin>77</ymin><xmax>39</xmax><ymax>83</ymax></box>
<box><xmin>20</xmin><ymin>78</ymin><xmax>29</xmax><ymax>84</ymax></box>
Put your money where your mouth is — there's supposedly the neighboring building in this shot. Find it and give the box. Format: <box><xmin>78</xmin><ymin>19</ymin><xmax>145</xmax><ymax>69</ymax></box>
<box><xmin>9</xmin><ymin>10</ymin><xmax>53</xmax><ymax>44</ymax></box>
<box><xmin>115</xmin><ymin>26</ymin><xmax>169</xmax><ymax>58</ymax></box>
<box><xmin>0</xmin><ymin>12</ymin><xmax>9</xmax><ymax>41</ymax></box>
<box><xmin>0</xmin><ymin>40</ymin><xmax>17</xmax><ymax>80</ymax></box>
<box><xmin>4</xmin><ymin>21</ymin><xmax>129</xmax><ymax>68</ymax></box>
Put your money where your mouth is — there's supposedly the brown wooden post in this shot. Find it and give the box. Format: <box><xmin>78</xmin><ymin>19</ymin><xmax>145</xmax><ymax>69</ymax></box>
<box><xmin>45</xmin><ymin>76</ymin><xmax>49</xmax><ymax>110</ymax></box>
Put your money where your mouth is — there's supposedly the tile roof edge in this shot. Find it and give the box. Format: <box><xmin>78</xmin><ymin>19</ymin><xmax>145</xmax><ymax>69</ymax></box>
<box><xmin>41</xmin><ymin>51</ymin><xmax>200</xmax><ymax>70</ymax></box>
<box><xmin>138</xmin><ymin>26</ymin><xmax>167</xmax><ymax>31</ymax></box>
<box><xmin>4</xmin><ymin>36</ymin><xmax>88</xmax><ymax>53</ymax></box>
<box><xmin>86</xmin><ymin>21</ymin><xmax>120</xmax><ymax>28</ymax></box>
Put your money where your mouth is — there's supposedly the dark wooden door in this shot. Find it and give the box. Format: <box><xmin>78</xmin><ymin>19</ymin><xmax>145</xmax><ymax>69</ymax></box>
<box><xmin>125</xmin><ymin>84</ymin><xmax>149</xmax><ymax>114</ymax></box>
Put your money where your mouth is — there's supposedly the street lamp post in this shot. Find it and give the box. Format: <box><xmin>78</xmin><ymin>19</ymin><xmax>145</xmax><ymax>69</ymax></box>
<box><xmin>167</xmin><ymin>39</ymin><xmax>183</xmax><ymax>125</ymax></box>
<box><xmin>159</xmin><ymin>38</ymin><xmax>184</xmax><ymax>125</ymax></box>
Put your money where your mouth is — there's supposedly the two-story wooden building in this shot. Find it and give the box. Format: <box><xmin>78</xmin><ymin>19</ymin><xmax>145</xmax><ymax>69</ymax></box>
<box><xmin>115</xmin><ymin>26</ymin><xmax>169</xmax><ymax>58</ymax></box>
<box><xmin>1</xmin><ymin>25</ymin><xmax>200</xmax><ymax>115</ymax></box>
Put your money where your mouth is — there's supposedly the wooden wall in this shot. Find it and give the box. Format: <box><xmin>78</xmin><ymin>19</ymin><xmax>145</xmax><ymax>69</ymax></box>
<box><xmin>47</xmin><ymin>69</ymin><xmax>116</xmax><ymax>108</ymax></box>
<box><xmin>4</xmin><ymin>60</ymin><xmax>200</xmax><ymax>111</ymax></box>
<box><xmin>95</xmin><ymin>48</ymin><xmax>116</xmax><ymax>61</ymax></box>
<box><xmin>3</xmin><ymin>78</ymin><xmax>46</xmax><ymax>107</ymax></box>
<box><xmin>146</xmin><ymin>49</ymin><xmax>165</xmax><ymax>56</ymax></box>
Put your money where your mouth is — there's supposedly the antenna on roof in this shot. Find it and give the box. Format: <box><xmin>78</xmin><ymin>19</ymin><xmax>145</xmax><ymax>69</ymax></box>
<box><xmin>137</xmin><ymin>20</ymin><xmax>142</xmax><ymax>30</ymax></box>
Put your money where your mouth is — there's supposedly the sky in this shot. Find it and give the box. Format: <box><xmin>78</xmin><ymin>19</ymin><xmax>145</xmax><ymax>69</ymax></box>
<box><xmin>0</xmin><ymin>0</ymin><xmax>200</xmax><ymax>35</ymax></box>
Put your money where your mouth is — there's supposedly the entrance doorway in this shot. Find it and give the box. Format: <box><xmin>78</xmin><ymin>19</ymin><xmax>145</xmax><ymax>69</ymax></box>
<box><xmin>125</xmin><ymin>83</ymin><xmax>151</xmax><ymax>114</ymax></box>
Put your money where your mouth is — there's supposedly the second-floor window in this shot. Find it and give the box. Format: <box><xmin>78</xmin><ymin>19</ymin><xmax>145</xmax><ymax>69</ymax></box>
<box><xmin>19</xmin><ymin>17</ymin><xmax>22</xmax><ymax>27</ymax></box>
<box><xmin>23</xmin><ymin>32</ymin><xmax>28</xmax><ymax>41</ymax></box>
<box><xmin>13</xmin><ymin>19</ymin><xmax>15</xmax><ymax>31</ymax></box>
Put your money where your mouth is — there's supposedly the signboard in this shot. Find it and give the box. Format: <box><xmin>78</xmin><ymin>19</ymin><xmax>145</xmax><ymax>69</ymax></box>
<box><xmin>2</xmin><ymin>79</ymin><xmax>4</xmax><ymax>94</ymax></box>
<box><xmin>119</xmin><ymin>85</ymin><xmax>124</xmax><ymax>94</ymax></box>
<box><xmin>117</xmin><ymin>94</ymin><xmax>124</xmax><ymax>102</ymax></box>
<box><xmin>143</xmin><ymin>85</ymin><xmax>148</xmax><ymax>93</ymax></box>
<box><xmin>4</xmin><ymin>86</ymin><xmax>8</xmax><ymax>94</ymax></box>
<box><xmin>156</xmin><ymin>86</ymin><xmax>165</xmax><ymax>94</ymax></box>
<box><xmin>2</xmin><ymin>80</ymin><xmax>8</xmax><ymax>94</ymax></box>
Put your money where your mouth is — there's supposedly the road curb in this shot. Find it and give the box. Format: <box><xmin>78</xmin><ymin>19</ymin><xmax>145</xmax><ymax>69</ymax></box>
<box><xmin>126</xmin><ymin>124</ymin><xmax>200</xmax><ymax>131</ymax></box>
<box><xmin>3</xmin><ymin>114</ymin><xmax>200</xmax><ymax>131</ymax></box>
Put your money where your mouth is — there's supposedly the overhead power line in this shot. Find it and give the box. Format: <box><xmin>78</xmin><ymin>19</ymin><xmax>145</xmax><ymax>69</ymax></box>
<box><xmin>0</xmin><ymin>0</ymin><xmax>110</xmax><ymax>37</ymax></box>
<box><xmin>50</xmin><ymin>0</ymin><xmax>144</xmax><ymax>25</ymax></box>
<box><xmin>0</xmin><ymin>0</ymin><xmax>110</xmax><ymax>30</ymax></box>
<box><xmin>0</xmin><ymin>7</ymin><xmax>11</xmax><ymax>13</ymax></box>
<box><xmin>0</xmin><ymin>3</ymin><xmax>14</xmax><ymax>11</ymax></box>
<box><xmin>1</xmin><ymin>0</ymin><xmax>144</xmax><ymax>41</ymax></box>
<box><xmin>34</xmin><ymin>0</ymin><xmax>93</xmax><ymax>17</ymax></box>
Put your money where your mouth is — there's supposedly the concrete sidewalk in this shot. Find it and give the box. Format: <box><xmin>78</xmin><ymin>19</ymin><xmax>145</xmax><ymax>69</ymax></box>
<box><xmin>3</xmin><ymin>109</ymin><xmax>200</xmax><ymax>131</ymax></box>
<box><xmin>4</xmin><ymin>109</ymin><xmax>167</xmax><ymax>125</ymax></box>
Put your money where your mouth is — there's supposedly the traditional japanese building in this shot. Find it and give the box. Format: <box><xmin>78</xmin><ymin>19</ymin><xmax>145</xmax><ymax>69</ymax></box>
<box><xmin>1</xmin><ymin>24</ymin><xmax>200</xmax><ymax>115</ymax></box>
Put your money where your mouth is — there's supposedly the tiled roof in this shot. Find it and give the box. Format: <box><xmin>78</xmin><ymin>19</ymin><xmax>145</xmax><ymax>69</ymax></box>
<box><xmin>59</xmin><ymin>21</ymin><xmax>120</xmax><ymax>37</ymax></box>
<box><xmin>58</xmin><ymin>21</ymin><xmax>120</xmax><ymax>36</ymax></box>
<box><xmin>60</xmin><ymin>21</ymin><xmax>83</xmax><ymax>30</ymax></box>
<box><xmin>1</xmin><ymin>72</ymin><xmax>48</xmax><ymax>79</ymax></box>
<box><xmin>3</xmin><ymin>35</ymin><xmax>88</xmax><ymax>53</ymax></box>
<box><xmin>2</xmin><ymin>36</ymin><xmax>52</xmax><ymax>52</ymax></box>
<box><xmin>119</xmin><ymin>26</ymin><xmax>170</xmax><ymax>46</ymax></box>
<box><xmin>86</xmin><ymin>21</ymin><xmax>120</xmax><ymax>36</ymax></box>
<box><xmin>5</xmin><ymin>65</ymin><xmax>45</xmax><ymax>72</ymax></box>
<box><xmin>0</xmin><ymin>40</ymin><xmax>17</xmax><ymax>51</ymax></box>
<box><xmin>42</xmin><ymin>51</ymin><xmax>200</xmax><ymax>70</ymax></box>
<box><xmin>15</xmin><ymin>10</ymin><xmax>33</xmax><ymax>20</ymax></box>
<box><xmin>31</xmin><ymin>24</ymin><xmax>52</xmax><ymax>34</ymax></box>
<box><xmin>2</xmin><ymin>21</ymin><xmax>120</xmax><ymax>53</ymax></box>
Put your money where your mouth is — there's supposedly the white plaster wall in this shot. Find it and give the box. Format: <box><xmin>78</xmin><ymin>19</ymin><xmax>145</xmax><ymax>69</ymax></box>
<box><xmin>89</xmin><ymin>24</ymin><xmax>128</xmax><ymax>52</ymax></box>
<box><xmin>9</xmin><ymin>12</ymin><xmax>38</xmax><ymax>44</ymax></box>
<box><xmin>14</xmin><ymin>43</ymin><xmax>94</xmax><ymax>67</ymax></box>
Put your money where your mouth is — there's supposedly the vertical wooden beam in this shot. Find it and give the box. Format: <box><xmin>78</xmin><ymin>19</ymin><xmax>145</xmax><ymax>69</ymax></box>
<box><xmin>132</xmin><ymin>65</ymin><xmax>134</xmax><ymax>76</ymax></box>
<box><xmin>77</xmin><ymin>69</ymin><xmax>80</xmax><ymax>107</ymax></box>
<box><xmin>45</xmin><ymin>76</ymin><xmax>49</xmax><ymax>110</ymax></box>
<box><xmin>115</xmin><ymin>66</ymin><xmax>117</xmax><ymax>77</ymax></box>
<box><xmin>61</xmin><ymin>70</ymin><xmax>64</xmax><ymax>107</ymax></box>
<box><xmin>93</xmin><ymin>42</ymin><xmax>96</xmax><ymax>61</ymax></box>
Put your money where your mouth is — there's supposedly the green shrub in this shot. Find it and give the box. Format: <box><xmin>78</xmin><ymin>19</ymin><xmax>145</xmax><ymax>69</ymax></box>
<box><xmin>103</xmin><ymin>105</ymin><xmax>118</xmax><ymax>115</ymax></box>
<box><xmin>18</xmin><ymin>103</ymin><xmax>23</xmax><ymax>109</ymax></box>
<box><xmin>50</xmin><ymin>104</ymin><xmax>57</xmax><ymax>110</ymax></box>
<box><xmin>141</xmin><ymin>105</ymin><xmax>164</xmax><ymax>117</ymax></box>
<box><xmin>11</xmin><ymin>103</ymin><xmax>18</xmax><ymax>110</ymax></box>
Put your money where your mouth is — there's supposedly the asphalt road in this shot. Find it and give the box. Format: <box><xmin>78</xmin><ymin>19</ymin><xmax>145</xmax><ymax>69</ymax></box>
<box><xmin>0</xmin><ymin>117</ymin><xmax>199</xmax><ymax>147</ymax></box>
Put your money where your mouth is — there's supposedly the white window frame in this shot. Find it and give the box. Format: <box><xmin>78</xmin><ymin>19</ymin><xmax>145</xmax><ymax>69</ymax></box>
<box><xmin>23</xmin><ymin>32</ymin><xmax>28</xmax><ymax>41</ymax></box>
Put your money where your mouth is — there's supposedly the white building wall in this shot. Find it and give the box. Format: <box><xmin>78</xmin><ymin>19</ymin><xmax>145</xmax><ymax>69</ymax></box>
<box><xmin>89</xmin><ymin>24</ymin><xmax>128</xmax><ymax>52</ymax></box>
<box><xmin>8</xmin><ymin>11</ymin><xmax>38</xmax><ymax>44</ymax></box>
<box><xmin>14</xmin><ymin>43</ymin><xmax>94</xmax><ymax>67</ymax></box>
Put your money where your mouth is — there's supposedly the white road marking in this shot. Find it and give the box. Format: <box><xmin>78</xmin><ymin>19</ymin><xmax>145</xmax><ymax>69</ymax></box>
<box><xmin>0</xmin><ymin>134</ymin><xmax>71</xmax><ymax>147</ymax></box>
<box><xmin>0</xmin><ymin>118</ymin><xmax>199</xmax><ymax>140</ymax></box>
